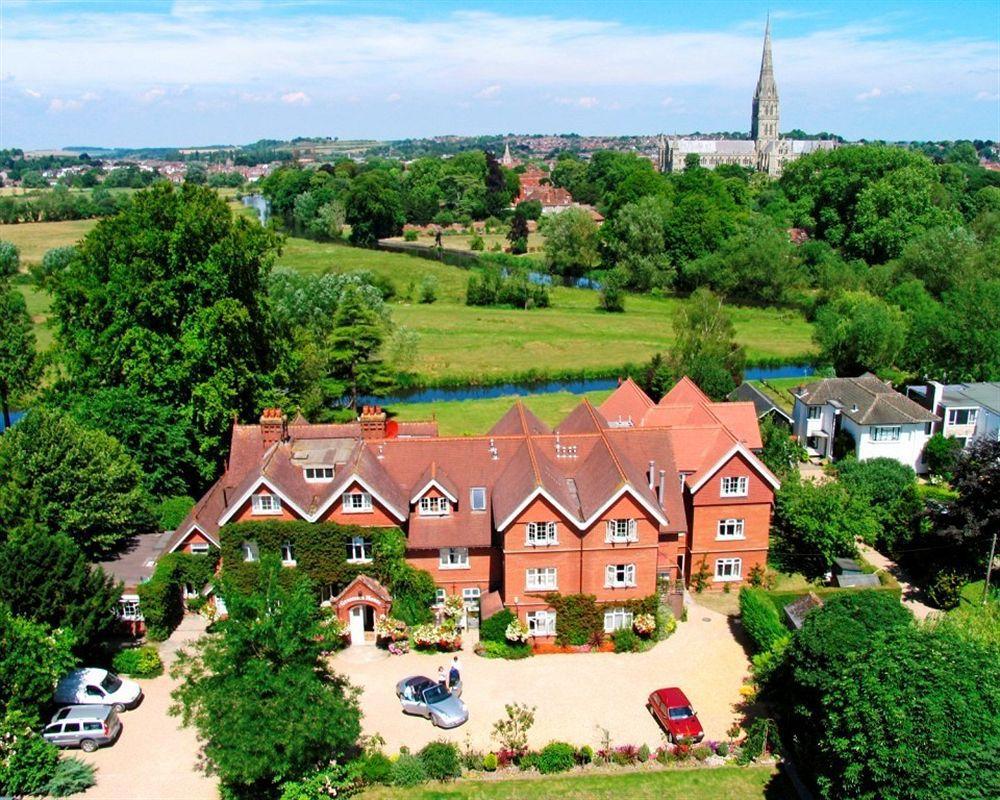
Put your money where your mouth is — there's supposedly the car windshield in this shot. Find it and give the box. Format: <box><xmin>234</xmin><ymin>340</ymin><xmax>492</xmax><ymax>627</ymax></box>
<box><xmin>101</xmin><ymin>673</ymin><xmax>122</xmax><ymax>693</ymax></box>
<box><xmin>422</xmin><ymin>684</ymin><xmax>450</xmax><ymax>704</ymax></box>
<box><xmin>668</xmin><ymin>705</ymin><xmax>694</xmax><ymax>720</ymax></box>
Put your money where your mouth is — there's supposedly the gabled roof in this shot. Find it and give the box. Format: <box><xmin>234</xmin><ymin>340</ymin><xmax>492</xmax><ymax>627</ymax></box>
<box><xmin>489</xmin><ymin>400</ymin><xmax>551</xmax><ymax>436</ymax></box>
<box><xmin>597</xmin><ymin>378</ymin><xmax>654</xmax><ymax>427</ymax></box>
<box><xmin>659</xmin><ymin>376</ymin><xmax>713</xmax><ymax>407</ymax></box>
<box><xmin>798</xmin><ymin>376</ymin><xmax>937</xmax><ymax>425</ymax></box>
<box><xmin>410</xmin><ymin>461</ymin><xmax>459</xmax><ymax>504</ymax></box>
<box><xmin>333</xmin><ymin>574</ymin><xmax>392</xmax><ymax>606</ymax></box>
<box><xmin>727</xmin><ymin>381</ymin><xmax>793</xmax><ymax>424</ymax></box>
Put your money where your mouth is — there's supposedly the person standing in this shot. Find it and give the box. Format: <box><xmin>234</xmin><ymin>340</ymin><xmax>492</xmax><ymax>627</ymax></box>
<box><xmin>448</xmin><ymin>655</ymin><xmax>461</xmax><ymax>690</ymax></box>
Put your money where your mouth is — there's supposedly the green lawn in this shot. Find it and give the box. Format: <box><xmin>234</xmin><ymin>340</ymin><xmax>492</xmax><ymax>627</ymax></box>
<box><xmin>358</xmin><ymin>766</ymin><xmax>791</xmax><ymax>800</ymax></box>
<box><xmin>16</xmin><ymin>282</ymin><xmax>54</xmax><ymax>351</ymax></box>
<box><xmin>391</xmin><ymin>389</ymin><xmax>613</xmax><ymax>436</ymax></box>
<box><xmin>751</xmin><ymin>377</ymin><xmax>809</xmax><ymax>414</ymax></box>
<box><xmin>0</xmin><ymin>218</ymin><xmax>98</xmax><ymax>267</ymax></box>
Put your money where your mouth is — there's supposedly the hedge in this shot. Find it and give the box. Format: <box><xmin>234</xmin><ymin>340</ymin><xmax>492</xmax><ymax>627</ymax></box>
<box><xmin>219</xmin><ymin>522</ymin><xmax>436</xmax><ymax>625</ymax></box>
<box><xmin>480</xmin><ymin>608</ymin><xmax>518</xmax><ymax>643</ymax></box>
<box><xmin>762</xmin><ymin>585</ymin><xmax>902</xmax><ymax>619</ymax></box>
<box><xmin>136</xmin><ymin>551</ymin><xmax>219</xmax><ymax>641</ymax></box>
<box><xmin>739</xmin><ymin>587</ymin><xmax>788</xmax><ymax>654</ymax></box>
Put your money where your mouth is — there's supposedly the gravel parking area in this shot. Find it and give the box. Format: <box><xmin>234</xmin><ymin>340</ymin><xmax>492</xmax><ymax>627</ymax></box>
<box><xmin>68</xmin><ymin>616</ymin><xmax>218</xmax><ymax>800</ymax></box>
<box><xmin>332</xmin><ymin>599</ymin><xmax>750</xmax><ymax>754</ymax></box>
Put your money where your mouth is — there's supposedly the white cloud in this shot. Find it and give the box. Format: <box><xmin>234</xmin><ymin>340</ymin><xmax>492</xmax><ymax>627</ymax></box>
<box><xmin>474</xmin><ymin>84</ymin><xmax>502</xmax><ymax>99</ymax></box>
<box><xmin>555</xmin><ymin>95</ymin><xmax>599</xmax><ymax>108</ymax></box>
<box><xmin>975</xmin><ymin>90</ymin><xmax>999</xmax><ymax>102</ymax></box>
<box><xmin>660</xmin><ymin>96</ymin><xmax>675</xmax><ymax>107</ymax></box>
<box><xmin>856</xmin><ymin>86</ymin><xmax>882</xmax><ymax>101</ymax></box>
<box><xmin>280</xmin><ymin>90</ymin><xmax>310</xmax><ymax>105</ymax></box>
<box><xmin>23</xmin><ymin>87</ymin><xmax>41</xmax><ymax>98</ymax></box>
<box><xmin>139</xmin><ymin>87</ymin><xmax>167</xmax><ymax>103</ymax></box>
<box><xmin>385</xmin><ymin>92</ymin><xmax>402</xmax><ymax>103</ymax></box>
<box><xmin>48</xmin><ymin>97</ymin><xmax>82</xmax><ymax>112</ymax></box>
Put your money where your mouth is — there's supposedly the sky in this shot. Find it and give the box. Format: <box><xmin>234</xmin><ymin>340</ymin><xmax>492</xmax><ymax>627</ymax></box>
<box><xmin>1</xmin><ymin>0</ymin><xmax>998</xmax><ymax>149</ymax></box>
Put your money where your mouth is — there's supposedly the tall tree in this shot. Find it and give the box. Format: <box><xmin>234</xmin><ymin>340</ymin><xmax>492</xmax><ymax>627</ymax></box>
<box><xmin>0</xmin><ymin>602</ymin><xmax>76</xmax><ymax>713</ymax></box>
<box><xmin>0</xmin><ymin>409</ymin><xmax>153</xmax><ymax>559</ymax></box>
<box><xmin>0</xmin><ymin>240</ymin><xmax>19</xmax><ymax>278</ymax></box>
<box><xmin>171</xmin><ymin>560</ymin><xmax>361</xmax><ymax>800</ymax></box>
<box><xmin>48</xmin><ymin>183</ymin><xmax>283</xmax><ymax>491</ymax></box>
<box><xmin>814</xmin><ymin>292</ymin><xmax>907</xmax><ymax>376</ymax></box>
<box><xmin>327</xmin><ymin>284</ymin><xmax>390</xmax><ymax>409</ymax></box>
<box><xmin>542</xmin><ymin>207</ymin><xmax>601</xmax><ymax>284</ymax></box>
<box><xmin>0</xmin><ymin>285</ymin><xmax>38</xmax><ymax>431</ymax></box>
<box><xmin>345</xmin><ymin>171</ymin><xmax>404</xmax><ymax>246</ymax></box>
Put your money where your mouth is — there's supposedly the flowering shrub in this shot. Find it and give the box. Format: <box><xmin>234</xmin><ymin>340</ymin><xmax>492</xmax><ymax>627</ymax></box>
<box><xmin>505</xmin><ymin>619</ymin><xmax>529</xmax><ymax>643</ymax></box>
<box><xmin>411</xmin><ymin>623</ymin><xmax>462</xmax><ymax>652</ymax></box>
<box><xmin>388</xmin><ymin>640</ymin><xmax>409</xmax><ymax>655</ymax></box>
<box><xmin>375</xmin><ymin>615</ymin><xmax>409</xmax><ymax>642</ymax></box>
<box><xmin>441</xmin><ymin>594</ymin><xmax>465</xmax><ymax>623</ymax></box>
<box><xmin>633</xmin><ymin>613</ymin><xmax>656</xmax><ymax>636</ymax></box>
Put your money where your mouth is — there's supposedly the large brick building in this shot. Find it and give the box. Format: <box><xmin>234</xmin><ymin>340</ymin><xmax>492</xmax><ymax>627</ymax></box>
<box><xmin>169</xmin><ymin>378</ymin><xmax>778</xmax><ymax>640</ymax></box>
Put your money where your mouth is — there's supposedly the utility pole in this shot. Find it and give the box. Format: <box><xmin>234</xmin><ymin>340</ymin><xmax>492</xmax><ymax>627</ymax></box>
<box><xmin>984</xmin><ymin>532</ymin><xmax>998</xmax><ymax>605</ymax></box>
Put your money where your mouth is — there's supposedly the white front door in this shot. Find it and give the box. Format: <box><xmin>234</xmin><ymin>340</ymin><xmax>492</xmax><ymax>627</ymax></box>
<box><xmin>349</xmin><ymin>606</ymin><xmax>366</xmax><ymax>645</ymax></box>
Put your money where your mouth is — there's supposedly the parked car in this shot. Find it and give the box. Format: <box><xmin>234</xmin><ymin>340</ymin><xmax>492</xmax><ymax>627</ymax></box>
<box><xmin>43</xmin><ymin>705</ymin><xmax>122</xmax><ymax>752</ymax></box>
<box><xmin>647</xmin><ymin>687</ymin><xmax>704</xmax><ymax>743</ymax></box>
<box><xmin>54</xmin><ymin>668</ymin><xmax>143</xmax><ymax>712</ymax></box>
<box><xmin>395</xmin><ymin>675</ymin><xmax>468</xmax><ymax>728</ymax></box>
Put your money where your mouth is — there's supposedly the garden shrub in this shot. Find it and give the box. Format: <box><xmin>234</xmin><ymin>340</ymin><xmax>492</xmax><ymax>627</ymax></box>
<box><xmin>479</xmin><ymin>640</ymin><xmax>532</xmax><ymax>659</ymax></box>
<box><xmin>480</xmin><ymin>609</ymin><xmax>517</xmax><ymax>643</ymax></box>
<box><xmin>417</xmin><ymin>741</ymin><xmax>461</xmax><ymax>781</ymax></box>
<box><xmin>716</xmin><ymin>741</ymin><xmax>730</xmax><ymax>757</ymax></box>
<box><xmin>739</xmin><ymin>587</ymin><xmax>789</xmax><ymax>654</ymax></box>
<box><xmin>612</xmin><ymin>627</ymin><xmax>640</xmax><ymax>653</ymax></box>
<box><xmin>576</xmin><ymin>745</ymin><xmax>593</xmax><ymax>764</ymax></box>
<box><xmin>403</xmin><ymin>229</ymin><xmax>418</xmax><ymax>242</ymax></box>
<box><xmin>736</xmin><ymin>718</ymin><xmax>775</xmax><ymax>764</ymax></box>
<box><xmin>136</xmin><ymin>559</ymin><xmax>184</xmax><ymax>641</ymax></box>
<box><xmin>637</xmin><ymin>743</ymin><xmax>651</xmax><ymax>763</ymax></box>
<box><xmin>390</xmin><ymin>753</ymin><xmax>427</xmax><ymax>787</ymax></box>
<box><xmin>517</xmin><ymin>751</ymin><xmax>540</xmax><ymax>771</ymax></box>
<box><xmin>482</xmin><ymin>752</ymin><xmax>498</xmax><ymax>771</ymax></box>
<box><xmin>154</xmin><ymin>495</ymin><xmax>195</xmax><ymax>531</ymax></box>
<box><xmin>45</xmin><ymin>757</ymin><xmax>96</xmax><ymax>797</ymax></box>
<box><xmin>278</xmin><ymin>763</ymin><xmax>354</xmax><ymax>800</ymax></box>
<box><xmin>0</xmin><ymin>710</ymin><xmax>60</xmax><ymax>796</ymax></box>
<box><xmin>536</xmin><ymin>742</ymin><xmax>575</xmax><ymax>774</ymax></box>
<box><xmin>356</xmin><ymin>752</ymin><xmax>393</xmax><ymax>785</ymax></box>
<box><xmin>112</xmin><ymin>644</ymin><xmax>164</xmax><ymax>677</ymax></box>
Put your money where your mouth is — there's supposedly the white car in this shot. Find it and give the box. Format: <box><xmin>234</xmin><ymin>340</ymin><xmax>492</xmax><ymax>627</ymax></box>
<box><xmin>54</xmin><ymin>669</ymin><xmax>143</xmax><ymax>713</ymax></box>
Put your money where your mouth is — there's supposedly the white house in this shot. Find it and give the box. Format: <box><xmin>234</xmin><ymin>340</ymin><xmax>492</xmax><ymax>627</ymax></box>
<box><xmin>792</xmin><ymin>375</ymin><xmax>938</xmax><ymax>473</ymax></box>
<box><xmin>906</xmin><ymin>382</ymin><xmax>1000</xmax><ymax>449</ymax></box>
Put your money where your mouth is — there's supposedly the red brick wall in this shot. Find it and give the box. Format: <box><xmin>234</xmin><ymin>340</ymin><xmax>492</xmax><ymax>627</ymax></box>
<box><xmin>230</xmin><ymin>492</ymin><xmax>303</xmax><ymax>523</ymax></box>
<box><xmin>406</xmin><ymin>547</ymin><xmax>495</xmax><ymax>595</ymax></box>
<box><xmin>175</xmin><ymin>530</ymin><xmax>215</xmax><ymax>553</ymax></box>
<box><xmin>317</xmin><ymin>481</ymin><xmax>401</xmax><ymax>527</ymax></box>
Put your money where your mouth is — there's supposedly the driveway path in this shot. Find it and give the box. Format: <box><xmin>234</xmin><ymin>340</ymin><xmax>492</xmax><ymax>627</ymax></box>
<box><xmin>857</xmin><ymin>542</ymin><xmax>938</xmax><ymax>620</ymax></box>
<box><xmin>69</xmin><ymin>615</ymin><xmax>218</xmax><ymax>800</ymax></box>
<box><xmin>331</xmin><ymin>599</ymin><xmax>750</xmax><ymax>754</ymax></box>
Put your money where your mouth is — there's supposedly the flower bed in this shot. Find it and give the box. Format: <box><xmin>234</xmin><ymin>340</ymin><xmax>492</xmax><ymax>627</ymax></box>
<box><xmin>411</xmin><ymin>623</ymin><xmax>462</xmax><ymax>652</ymax></box>
<box><xmin>531</xmin><ymin>640</ymin><xmax>616</xmax><ymax>655</ymax></box>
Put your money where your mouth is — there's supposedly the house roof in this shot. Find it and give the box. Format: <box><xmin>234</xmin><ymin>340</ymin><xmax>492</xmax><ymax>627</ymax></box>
<box><xmin>797</xmin><ymin>376</ymin><xmax>938</xmax><ymax>425</ymax></box>
<box><xmin>939</xmin><ymin>382</ymin><xmax>1000</xmax><ymax>414</ymax></box>
<box><xmin>727</xmin><ymin>381</ymin><xmax>793</xmax><ymax>424</ymax></box>
<box><xmin>597</xmin><ymin>378</ymin><xmax>654</xmax><ymax>428</ymax></box>
<box><xmin>99</xmin><ymin>532</ymin><xmax>171</xmax><ymax>592</ymax></box>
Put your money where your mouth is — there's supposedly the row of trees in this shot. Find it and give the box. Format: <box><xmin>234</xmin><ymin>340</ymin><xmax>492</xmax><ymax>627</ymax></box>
<box><xmin>0</xmin><ymin>185</ymin><xmax>127</xmax><ymax>223</ymax></box>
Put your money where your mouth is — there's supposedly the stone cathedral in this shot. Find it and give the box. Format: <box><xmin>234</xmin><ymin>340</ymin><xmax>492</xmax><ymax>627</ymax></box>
<box><xmin>657</xmin><ymin>18</ymin><xmax>836</xmax><ymax>177</ymax></box>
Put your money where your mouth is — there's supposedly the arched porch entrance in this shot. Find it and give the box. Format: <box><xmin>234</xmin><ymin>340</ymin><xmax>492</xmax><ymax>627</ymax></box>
<box><xmin>332</xmin><ymin>575</ymin><xmax>392</xmax><ymax>646</ymax></box>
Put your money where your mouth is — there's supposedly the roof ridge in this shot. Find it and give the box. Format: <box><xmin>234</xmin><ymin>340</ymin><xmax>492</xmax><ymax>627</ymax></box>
<box><xmin>583</xmin><ymin>397</ymin><xmax>628</xmax><ymax>484</ymax></box>
<box><xmin>519</xmin><ymin>403</ymin><xmax>543</xmax><ymax>487</ymax></box>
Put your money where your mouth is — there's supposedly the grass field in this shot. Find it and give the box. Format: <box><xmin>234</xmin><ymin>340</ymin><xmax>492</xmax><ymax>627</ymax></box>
<box><xmin>358</xmin><ymin>766</ymin><xmax>791</xmax><ymax>800</ymax></box>
<box><xmin>0</xmin><ymin>218</ymin><xmax>98</xmax><ymax>267</ymax></box>
<box><xmin>750</xmin><ymin>377</ymin><xmax>808</xmax><ymax>413</ymax></box>
<box><xmin>390</xmin><ymin>389</ymin><xmax>614</xmax><ymax>436</ymax></box>
<box><xmin>384</xmin><ymin>231</ymin><xmax>546</xmax><ymax>254</ymax></box>
<box><xmin>16</xmin><ymin>282</ymin><xmax>54</xmax><ymax>351</ymax></box>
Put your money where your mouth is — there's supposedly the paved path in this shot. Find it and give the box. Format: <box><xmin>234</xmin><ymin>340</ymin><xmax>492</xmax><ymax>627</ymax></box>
<box><xmin>856</xmin><ymin>542</ymin><xmax>938</xmax><ymax>620</ymax></box>
<box><xmin>332</xmin><ymin>599</ymin><xmax>751</xmax><ymax>754</ymax></box>
<box><xmin>69</xmin><ymin>615</ymin><xmax>219</xmax><ymax>800</ymax></box>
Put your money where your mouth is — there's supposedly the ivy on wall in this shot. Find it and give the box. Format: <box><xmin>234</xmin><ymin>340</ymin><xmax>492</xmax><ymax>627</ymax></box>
<box><xmin>219</xmin><ymin>521</ymin><xmax>436</xmax><ymax>624</ymax></box>
<box><xmin>138</xmin><ymin>551</ymin><xmax>220</xmax><ymax>641</ymax></box>
<box><xmin>540</xmin><ymin>593</ymin><xmax>659</xmax><ymax>646</ymax></box>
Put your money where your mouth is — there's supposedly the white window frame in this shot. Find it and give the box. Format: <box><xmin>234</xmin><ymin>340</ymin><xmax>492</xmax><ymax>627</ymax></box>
<box><xmin>320</xmin><ymin>584</ymin><xmax>337</xmax><ymax>605</ymax></box>
<box><xmin>304</xmin><ymin>466</ymin><xmax>335</xmax><ymax>482</ymax></box>
<box><xmin>526</xmin><ymin>610</ymin><xmax>556</xmax><ymax>636</ymax></box>
<box><xmin>603</xmin><ymin>607</ymin><xmax>634</xmax><ymax>633</ymax></box>
<box><xmin>280</xmin><ymin>542</ymin><xmax>296</xmax><ymax>565</ymax></box>
<box><xmin>604</xmin><ymin>563</ymin><xmax>637</xmax><ymax>588</ymax></box>
<box><xmin>716</xmin><ymin>518</ymin><xmax>745</xmax><ymax>541</ymax></box>
<box><xmin>189</xmin><ymin>542</ymin><xmax>210</xmax><ymax>555</ymax></box>
<box><xmin>605</xmin><ymin>519</ymin><xmax>638</xmax><ymax>543</ymax></box>
<box><xmin>251</xmin><ymin>492</ymin><xmax>282</xmax><ymax>515</ymax></box>
<box><xmin>526</xmin><ymin>521</ymin><xmax>558</xmax><ymax>546</ymax></box>
<box><xmin>871</xmin><ymin>425</ymin><xmax>902</xmax><ymax>442</ymax></box>
<box><xmin>720</xmin><ymin>476</ymin><xmax>749</xmax><ymax>497</ymax></box>
<box><xmin>715</xmin><ymin>558</ymin><xmax>742</xmax><ymax>581</ymax></box>
<box><xmin>462</xmin><ymin>587</ymin><xmax>481</xmax><ymax>604</ymax></box>
<box><xmin>439</xmin><ymin>547</ymin><xmax>469</xmax><ymax>570</ymax></box>
<box><xmin>525</xmin><ymin>567</ymin><xmax>557</xmax><ymax>591</ymax></box>
<box><xmin>946</xmin><ymin>408</ymin><xmax>977</xmax><ymax>427</ymax></box>
<box><xmin>242</xmin><ymin>541</ymin><xmax>259</xmax><ymax>562</ymax></box>
<box><xmin>434</xmin><ymin>588</ymin><xmax>446</xmax><ymax>604</ymax></box>
<box><xmin>418</xmin><ymin>496</ymin><xmax>450</xmax><ymax>516</ymax></box>
<box><xmin>807</xmin><ymin>406</ymin><xmax>822</xmax><ymax>420</ymax></box>
<box><xmin>470</xmin><ymin>487</ymin><xmax>487</xmax><ymax>512</ymax></box>
<box><xmin>343</xmin><ymin>491</ymin><xmax>372</xmax><ymax>513</ymax></box>
<box><xmin>347</xmin><ymin>536</ymin><xmax>373</xmax><ymax>563</ymax></box>
<box><xmin>117</xmin><ymin>595</ymin><xmax>142</xmax><ymax>621</ymax></box>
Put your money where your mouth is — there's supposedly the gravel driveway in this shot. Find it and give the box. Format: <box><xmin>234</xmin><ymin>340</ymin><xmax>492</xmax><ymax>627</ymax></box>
<box><xmin>332</xmin><ymin>599</ymin><xmax>750</xmax><ymax>754</ymax></box>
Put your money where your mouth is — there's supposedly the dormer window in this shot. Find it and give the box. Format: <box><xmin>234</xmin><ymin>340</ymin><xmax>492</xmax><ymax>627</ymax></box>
<box><xmin>418</xmin><ymin>496</ymin><xmax>450</xmax><ymax>516</ymax></box>
<box><xmin>251</xmin><ymin>492</ymin><xmax>282</xmax><ymax>515</ymax></box>
<box><xmin>526</xmin><ymin>521</ymin><xmax>558</xmax><ymax>546</ymax></box>
<box><xmin>605</xmin><ymin>519</ymin><xmax>638</xmax><ymax>543</ymax></box>
<box><xmin>470</xmin><ymin>487</ymin><xmax>487</xmax><ymax>512</ymax></box>
<box><xmin>304</xmin><ymin>467</ymin><xmax>334</xmax><ymax>482</ymax></box>
<box><xmin>720</xmin><ymin>476</ymin><xmax>748</xmax><ymax>497</ymax></box>
<box><xmin>343</xmin><ymin>491</ymin><xmax>372</xmax><ymax>513</ymax></box>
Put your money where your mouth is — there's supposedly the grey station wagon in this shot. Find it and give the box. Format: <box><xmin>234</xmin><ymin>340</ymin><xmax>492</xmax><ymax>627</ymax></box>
<box><xmin>43</xmin><ymin>705</ymin><xmax>122</xmax><ymax>752</ymax></box>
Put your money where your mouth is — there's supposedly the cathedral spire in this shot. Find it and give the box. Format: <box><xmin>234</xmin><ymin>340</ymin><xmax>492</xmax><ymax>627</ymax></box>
<box><xmin>755</xmin><ymin>14</ymin><xmax>776</xmax><ymax>100</ymax></box>
<box><xmin>751</xmin><ymin>15</ymin><xmax>779</xmax><ymax>143</ymax></box>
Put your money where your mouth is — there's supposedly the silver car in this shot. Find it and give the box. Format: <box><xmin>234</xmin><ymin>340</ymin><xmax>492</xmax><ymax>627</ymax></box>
<box><xmin>395</xmin><ymin>675</ymin><xmax>468</xmax><ymax>728</ymax></box>
<box><xmin>43</xmin><ymin>705</ymin><xmax>122</xmax><ymax>752</ymax></box>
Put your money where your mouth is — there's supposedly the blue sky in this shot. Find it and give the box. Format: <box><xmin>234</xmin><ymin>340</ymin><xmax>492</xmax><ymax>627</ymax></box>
<box><xmin>2</xmin><ymin>0</ymin><xmax>998</xmax><ymax>149</ymax></box>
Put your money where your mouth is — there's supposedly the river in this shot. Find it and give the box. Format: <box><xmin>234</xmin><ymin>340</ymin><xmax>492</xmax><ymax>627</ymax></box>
<box><xmin>241</xmin><ymin>193</ymin><xmax>270</xmax><ymax>224</ymax></box>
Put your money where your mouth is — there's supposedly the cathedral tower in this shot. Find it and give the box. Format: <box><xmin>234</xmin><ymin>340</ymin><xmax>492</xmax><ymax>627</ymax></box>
<box><xmin>751</xmin><ymin>16</ymin><xmax>779</xmax><ymax>143</ymax></box>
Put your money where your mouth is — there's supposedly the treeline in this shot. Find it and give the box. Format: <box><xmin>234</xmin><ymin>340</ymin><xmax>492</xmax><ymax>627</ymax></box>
<box><xmin>0</xmin><ymin>185</ymin><xmax>126</xmax><ymax>223</ymax></box>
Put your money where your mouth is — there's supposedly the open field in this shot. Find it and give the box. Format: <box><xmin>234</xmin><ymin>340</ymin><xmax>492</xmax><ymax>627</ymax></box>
<box><xmin>0</xmin><ymin>218</ymin><xmax>97</xmax><ymax>267</ymax></box>
<box><xmin>359</xmin><ymin>766</ymin><xmax>790</xmax><ymax>800</ymax></box>
<box><xmin>390</xmin><ymin>389</ymin><xmax>614</xmax><ymax>436</ymax></box>
<box><xmin>385</xmin><ymin>230</ymin><xmax>547</xmax><ymax>253</ymax></box>
<box><xmin>16</xmin><ymin>282</ymin><xmax>54</xmax><ymax>351</ymax></box>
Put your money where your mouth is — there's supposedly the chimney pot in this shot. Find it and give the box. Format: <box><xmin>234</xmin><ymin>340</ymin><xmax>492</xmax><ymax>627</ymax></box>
<box><xmin>658</xmin><ymin>469</ymin><xmax>665</xmax><ymax>505</ymax></box>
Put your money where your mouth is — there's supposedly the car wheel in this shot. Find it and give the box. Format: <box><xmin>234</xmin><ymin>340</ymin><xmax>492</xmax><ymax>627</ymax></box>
<box><xmin>430</xmin><ymin>715</ymin><xmax>438</xmax><ymax>727</ymax></box>
<box><xmin>80</xmin><ymin>739</ymin><xmax>98</xmax><ymax>753</ymax></box>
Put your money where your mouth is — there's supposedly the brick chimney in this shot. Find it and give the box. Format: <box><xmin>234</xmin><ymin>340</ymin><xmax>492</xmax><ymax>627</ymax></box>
<box><xmin>260</xmin><ymin>408</ymin><xmax>287</xmax><ymax>449</ymax></box>
<box><xmin>359</xmin><ymin>405</ymin><xmax>387</xmax><ymax>441</ymax></box>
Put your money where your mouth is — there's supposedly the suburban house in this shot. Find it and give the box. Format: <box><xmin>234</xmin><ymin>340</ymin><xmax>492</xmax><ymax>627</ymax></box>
<box><xmin>168</xmin><ymin>378</ymin><xmax>778</xmax><ymax>643</ymax></box>
<box><xmin>727</xmin><ymin>381</ymin><xmax>792</xmax><ymax>427</ymax></box>
<box><xmin>905</xmin><ymin>381</ymin><xmax>1000</xmax><ymax>448</ymax></box>
<box><xmin>791</xmin><ymin>374</ymin><xmax>938</xmax><ymax>472</ymax></box>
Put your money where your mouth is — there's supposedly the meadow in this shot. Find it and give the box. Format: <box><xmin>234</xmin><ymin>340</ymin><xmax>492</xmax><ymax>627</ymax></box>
<box><xmin>0</xmin><ymin>218</ymin><xmax>98</xmax><ymax>267</ymax></box>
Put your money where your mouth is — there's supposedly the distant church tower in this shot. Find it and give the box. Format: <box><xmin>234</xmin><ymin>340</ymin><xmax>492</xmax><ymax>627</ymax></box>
<box><xmin>750</xmin><ymin>15</ymin><xmax>779</xmax><ymax>143</ymax></box>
